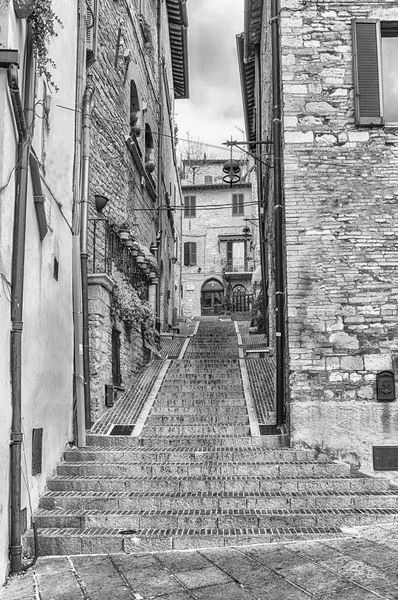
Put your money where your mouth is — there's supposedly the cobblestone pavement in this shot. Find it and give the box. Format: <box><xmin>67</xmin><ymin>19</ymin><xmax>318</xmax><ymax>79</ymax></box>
<box><xmin>2</xmin><ymin>524</ymin><xmax>398</xmax><ymax>599</ymax></box>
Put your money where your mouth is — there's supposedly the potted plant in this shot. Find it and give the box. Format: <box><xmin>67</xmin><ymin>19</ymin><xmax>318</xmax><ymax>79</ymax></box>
<box><xmin>117</xmin><ymin>222</ymin><xmax>130</xmax><ymax>240</ymax></box>
<box><xmin>14</xmin><ymin>0</ymin><xmax>35</xmax><ymax>18</ymax></box>
<box><xmin>125</xmin><ymin>235</ymin><xmax>134</xmax><ymax>248</ymax></box>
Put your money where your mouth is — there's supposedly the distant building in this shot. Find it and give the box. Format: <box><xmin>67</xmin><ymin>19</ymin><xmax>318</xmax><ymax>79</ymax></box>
<box><xmin>240</xmin><ymin>0</ymin><xmax>398</xmax><ymax>470</ymax></box>
<box><xmin>180</xmin><ymin>159</ymin><xmax>258</xmax><ymax>318</ymax></box>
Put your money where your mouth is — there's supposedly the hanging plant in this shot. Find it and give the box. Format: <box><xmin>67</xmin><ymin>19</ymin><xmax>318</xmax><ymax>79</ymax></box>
<box><xmin>28</xmin><ymin>0</ymin><xmax>63</xmax><ymax>91</ymax></box>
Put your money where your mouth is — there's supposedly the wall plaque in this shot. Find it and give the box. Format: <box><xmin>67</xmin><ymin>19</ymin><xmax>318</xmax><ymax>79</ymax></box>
<box><xmin>373</xmin><ymin>446</ymin><xmax>398</xmax><ymax>470</ymax></box>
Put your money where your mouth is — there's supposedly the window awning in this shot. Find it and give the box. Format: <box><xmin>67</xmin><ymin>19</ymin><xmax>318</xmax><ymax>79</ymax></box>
<box><xmin>218</xmin><ymin>233</ymin><xmax>252</xmax><ymax>242</ymax></box>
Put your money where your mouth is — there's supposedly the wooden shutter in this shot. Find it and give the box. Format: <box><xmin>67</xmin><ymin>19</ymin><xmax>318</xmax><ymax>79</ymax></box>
<box><xmin>184</xmin><ymin>242</ymin><xmax>190</xmax><ymax>265</ymax></box>
<box><xmin>232</xmin><ymin>194</ymin><xmax>238</xmax><ymax>215</ymax></box>
<box><xmin>352</xmin><ymin>19</ymin><xmax>383</xmax><ymax>125</ymax></box>
<box><xmin>184</xmin><ymin>197</ymin><xmax>190</xmax><ymax>217</ymax></box>
<box><xmin>227</xmin><ymin>241</ymin><xmax>233</xmax><ymax>267</ymax></box>
<box><xmin>191</xmin><ymin>196</ymin><xmax>196</xmax><ymax>217</ymax></box>
<box><xmin>190</xmin><ymin>242</ymin><xmax>197</xmax><ymax>265</ymax></box>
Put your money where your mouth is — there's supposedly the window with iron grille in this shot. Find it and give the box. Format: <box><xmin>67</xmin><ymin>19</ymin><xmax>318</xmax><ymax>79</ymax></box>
<box><xmin>184</xmin><ymin>242</ymin><xmax>197</xmax><ymax>266</ymax></box>
<box><xmin>352</xmin><ymin>20</ymin><xmax>398</xmax><ymax>125</ymax></box>
<box><xmin>112</xmin><ymin>328</ymin><xmax>122</xmax><ymax>387</ymax></box>
<box><xmin>184</xmin><ymin>196</ymin><xmax>196</xmax><ymax>217</ymax></box>
<box><xmin>232</xmin><ymin>193</ymin><xmax>244</xmax><ymax>215</ymax></box>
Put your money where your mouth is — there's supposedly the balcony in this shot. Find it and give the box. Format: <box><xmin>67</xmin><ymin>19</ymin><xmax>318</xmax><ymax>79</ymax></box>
<box><xmin>225</xmin><ymin>257</ymin><xmax>255</xmax><ymax>274</ymax></box>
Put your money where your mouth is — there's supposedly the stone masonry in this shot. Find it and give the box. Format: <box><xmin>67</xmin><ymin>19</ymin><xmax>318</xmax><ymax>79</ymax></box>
<box><xmin>260</xmin><ymin>0</ymin><xmax>398</xmax><ymax>468</ymax></box>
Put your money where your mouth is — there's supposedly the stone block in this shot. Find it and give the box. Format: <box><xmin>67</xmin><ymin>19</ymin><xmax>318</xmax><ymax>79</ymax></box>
<box><xmin>285</xmin><ymin>131</ymin><xmax>314</xmax><ymax>144</ymax></box>
<box><xmin>364</xmin><ymin>354</ymin><xmax>392</xmax><ymax>371</ymax></box>
<box><xmin>329</xmin><ymin>332</ymin><xmax>359</xmax><ymax>350</ymax></box>
<box><xmin>340</xmin><ymin>355</ymin><xmax>364</xmax><ymax>371</ymax></box>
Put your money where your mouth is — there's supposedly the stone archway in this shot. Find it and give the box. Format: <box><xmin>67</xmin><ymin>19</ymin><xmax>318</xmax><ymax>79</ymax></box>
<box><xmin>201</xmin><ymin>279</ymin><xmax>224</xmax><ymax>316</ymax></box>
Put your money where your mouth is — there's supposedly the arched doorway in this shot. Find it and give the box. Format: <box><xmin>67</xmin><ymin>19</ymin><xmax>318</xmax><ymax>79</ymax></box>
<box><xmin>201</xmin><ymin>279</ymin><xmax>224</xmax><ymax>316</ymax></box>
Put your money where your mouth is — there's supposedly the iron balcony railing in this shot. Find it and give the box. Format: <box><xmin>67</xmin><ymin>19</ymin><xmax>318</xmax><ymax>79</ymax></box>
<box><xmin>225</xmin><ymin>257</ymin><xmax>255</xmax><ymax>272</ymax></box>
<box><xmin>88</xmin><ymin>218</ymin><xmax>149</xmax><ymax>298</ymax></box>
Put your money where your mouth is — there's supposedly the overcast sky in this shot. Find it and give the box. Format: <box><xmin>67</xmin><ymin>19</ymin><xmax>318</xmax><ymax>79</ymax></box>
<box><xmin>175</xmin><ymin>0</ymin><xmax>245</xmax><ymax>159</ymax></box>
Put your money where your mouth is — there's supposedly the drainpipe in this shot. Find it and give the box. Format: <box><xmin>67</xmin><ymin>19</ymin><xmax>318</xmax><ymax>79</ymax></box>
<box><xmin>271</xmin><ymin>0</ymin><xmax>286</xmax><ymax>426</ymax></box>
<box><xmin>80</xmin><ymin>83</ymin><xmax>95</xmax><ymax>430</ymax></box>
<box><xmin>8</xmin><ymin>24</ymin><xmax>35</xmax><ymax>574</ymax></box>
<box><xmin>72</xmin><ymin>0</ymin><xmax>88</xmax><ymax>447</ymax></box>
<box><xmin>156</xmin><ymin>0</ymin><xmax>164</xmax><ymax>332</ymax></box>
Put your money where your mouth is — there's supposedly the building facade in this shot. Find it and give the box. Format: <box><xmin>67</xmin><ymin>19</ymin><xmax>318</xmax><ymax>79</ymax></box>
<box><xmin>86</xmin><ymin>0</ymin><xmax>188</xmax><ymax>422</ymax></box>
<box><xmin>241</xmin><ymin>0</ymin><xmax>398</xmax><ymax>470</ymax></box>
<box><xmin>0</xmin><ymin>0</ymin><xmax>188</xmax><ymax>582</ymax></box>
<box><xmin>180</xmin><ymin>159</ymin><xmax>258</xmax><ymax>319</ymax></box>
<box><xmin>0</xmin><ymin>0</ymin><xmax>78</xmax><ymax>580</ymax></box>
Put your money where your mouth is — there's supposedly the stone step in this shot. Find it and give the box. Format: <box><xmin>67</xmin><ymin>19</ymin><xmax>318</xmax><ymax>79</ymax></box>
<box><xmin>23</xmin><ymin>525</ymin><xmax>346</xmax><ymax>556</ymax></box>
<box><xmin>47</xmin><ymin>473</ymin><xmax>389</xmax><ymax>495</ymax></box>
<box><xmin>149</xmin><ymin>406</ymin><xmax>248</xmax><ymax>417</ymax></box>
<box><xmin>34</xmin><ymin>506</ymin><xmax>398</xmax><ymax>532</ymax></box>
<box><xmin>159</xmin><ymin>384</ymin><xmax>243</xmax><ymax>392</ymax></box>
<box><xmin>56</xmin><ymin>460</ymin><xmax>348</xmax><ymax>479</ymax></box>
<box><xmin>141</xmin><ymin>425</ymin><xmax>251</xmax><ymax>436</ymax></box>
<box><xmin>145</xmin><ymin>414</ymin><xmax>249</xmax><ymax>426</ymax></box>
<box><xmin>154</xmin><ymin>396</ymin><xmax>247</xmax><ymax>405</ymax></box>
<box><xmin>64</xmin><ymin>447</ymin><xmax>321</xmax><ymax>464</ymax></box>
<box><xmin>86</xmin><ymin>434</ymin><xmax>289</xmax><ymax>449</ymax></box>
<box><xmin>39</xmin><ymin>489</ymin><xmax>398</xmax><ymax>513</ymax></box>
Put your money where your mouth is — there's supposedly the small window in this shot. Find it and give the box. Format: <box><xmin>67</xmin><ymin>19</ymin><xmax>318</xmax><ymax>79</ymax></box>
<box><xmin>232</xmin><ymin>194</ymin><xmax>244</xmax><ymax>215</ymax></box>
<box><xmin>53</xmin><ymin>257</ymin><xmax>59</xmax><ymax>281</ymax></box>
<box><xmin>184</xmin><ymin>242</ymin><xmax>197</xmax><ymax>266</ymax></box>
<box><xmin>184</xmin><ymin>196</ymin><xmax>196</xmax><ymax>218</ymax></box>
<box><xmin>204</xmin><ymin>175</ymin><xmax>212</xmax><ymax>185</ymax></box>
<box><xmin>352</xmin><ymin>19</ymin><xmax>398</xmax><ymax>125</ymax></box>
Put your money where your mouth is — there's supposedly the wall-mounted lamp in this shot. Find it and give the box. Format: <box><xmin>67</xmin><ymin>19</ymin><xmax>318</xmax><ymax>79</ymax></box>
<box><xmin>150</xmin><ymin>242</ymin><xmax>158</xmax><ymax>255</ymax></box>
<box><xmin>95</xmin><ymin>194</ymin><xmax>110</xmax><ymax>212</ymax></box>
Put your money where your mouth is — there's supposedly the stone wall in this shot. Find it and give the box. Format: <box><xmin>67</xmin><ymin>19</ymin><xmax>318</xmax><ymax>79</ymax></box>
<box><xmin>263</xmin><ymin>0</ymin><xmax>398</xmax><ymax>467</ymax></box>
<box><xmin>86</xmin><ymin>0</ymin><xmax>182</xmax><ymax>417</ymax></box>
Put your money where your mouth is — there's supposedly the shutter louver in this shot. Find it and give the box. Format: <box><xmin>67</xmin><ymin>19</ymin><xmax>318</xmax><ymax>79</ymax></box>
<box><xmin>227</xmin><ymin>241</ymin><xmax>233</xmax><ymax>267</ymax></box>
<box><xmin>352</xmin><ymin>20</ymin><xmax>383</xmax><ymax>125</ymax></box>
<box><xmin>232</xmin><ymin>195</ymin><xmax>238</xmax><ymax>215</ymax></box>
<box><xmin>184</xmin><ymin>242</ymin><xmax>190</xmax><ymax>266</ymax></box>
<box><xmin>191</xmin><ymin>197</ymin><xmax>196</xmax><ymax>217</ymax></box>
<box><xmin>191</xmin><ymin>243</ymin><xmax>197</xmax><ymax>265</ymax></box>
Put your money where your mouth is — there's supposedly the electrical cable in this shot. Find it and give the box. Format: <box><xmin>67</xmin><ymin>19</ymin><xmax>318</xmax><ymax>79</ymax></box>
<box><xmin>56</xmin><ymin>103</ymin><xmax>243</xmax><ymax>154</ymax></box>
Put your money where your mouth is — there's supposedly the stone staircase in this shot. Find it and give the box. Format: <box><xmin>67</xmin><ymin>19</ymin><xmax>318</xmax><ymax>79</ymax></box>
<box><xmin>24</xmin><ymin>320</ymin><xmax>398</xmax><ymax>556</ymax></box>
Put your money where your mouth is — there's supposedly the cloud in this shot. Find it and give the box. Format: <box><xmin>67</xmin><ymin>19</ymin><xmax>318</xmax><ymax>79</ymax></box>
<box><xmin>175</xmin><ymin>0</ymin><xmax>245</xmax><ymax>156</ymax></box>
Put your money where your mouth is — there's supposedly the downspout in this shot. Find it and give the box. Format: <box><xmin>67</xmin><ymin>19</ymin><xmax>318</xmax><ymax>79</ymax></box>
<box><xmin>254</xmin><ymin>46</ymin><xmax>269</xmax><ymax>342</ymax></box>
<box><xmin>72</xmin><ymin>0</ymin><xmax>88</xmax><ymax>447</ymax></box>
<box><xmin>8</xmin><ymin>23</ymin><xmax>35</xmax><ymax>574</ymax></box>
<box><xmin>271</xmin><ymin>0</ymin><xmax>286</xmax><ymax>426</ymax></box>
<box><xmin>80</xmin><ymin>83</ymin><xmax>95</xmax><ymax>429</ymax></box>
<box><xmin>156</xmin><ymin>0</ymin><xmax>164</xmax><ymax>332</ymax></box>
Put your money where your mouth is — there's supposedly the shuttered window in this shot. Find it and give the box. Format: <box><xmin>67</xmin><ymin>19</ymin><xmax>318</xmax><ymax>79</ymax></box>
<box><xmin>184</xmin><ymin>196</ymin><xmax>196</xmax><ymax>217</ymax></box>
<box><xmin>232</xmin><ymin>194</ymin><xmax>244</xmax><ymax>215</ymax></box>
<box><xmin>352</xmin><ymin>19</ymin><xmax>398</xmax><ymax>126</ymax></box>
<box><xmin>184</xmin><ymin>242</ymin><xmax>197</xmax><ymax>266</ymax></box>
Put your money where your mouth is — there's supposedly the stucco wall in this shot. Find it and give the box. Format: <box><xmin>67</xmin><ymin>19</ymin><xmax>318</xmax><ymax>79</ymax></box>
<box><xmin>274</xmin><ymin>0</ymin><xmax>398</xmax><ymax>467</ymax></box>
<box><xmin>0</xmin><ymin>0</ymin><xmax>76</xmax><ymax>582</ymax></box>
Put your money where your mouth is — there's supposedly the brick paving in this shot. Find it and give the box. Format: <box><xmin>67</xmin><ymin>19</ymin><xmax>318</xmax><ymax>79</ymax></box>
<box><xmin>90</xmin><ymin>360</ymin><xmax>165</xmax><ymax>435</ymax></box>
<box><xmin>3</xmin><ymin>524</ymin><xmax>398</xmax><ymax>599</ymax></box>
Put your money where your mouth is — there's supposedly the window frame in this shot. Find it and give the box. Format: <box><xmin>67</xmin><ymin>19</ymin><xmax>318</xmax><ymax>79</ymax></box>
<box><xmin>352</xmin><ymin>19</ymin><xmax>398</xmax><ymax>127</ymax></box>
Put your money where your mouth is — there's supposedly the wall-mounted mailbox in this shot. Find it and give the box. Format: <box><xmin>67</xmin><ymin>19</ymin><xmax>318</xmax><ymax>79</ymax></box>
<box><xmin>376</xmin><ymin>371</ymin><xmax>395</xmax><ymax>402</ymax></box>
<box><xmin>105</xmin><ymin>384</ymin><xmax>114</xmax><ymax>407</ymax></box>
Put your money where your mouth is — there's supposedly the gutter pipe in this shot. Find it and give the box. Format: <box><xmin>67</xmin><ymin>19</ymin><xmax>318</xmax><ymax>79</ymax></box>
<box><xmin>271</xmin><ymin>0</ymin><xmax>286</xmax><ymax>426</ymax></box>
<box><xmin>8</xmin><ymin>24</ymin><xmax>35</xmax><ymax>574</ymax></box>
<box><xmin>80</xmin><ymin>83</ymin><xmax>95</xmax><ymax>430</ymax></box>
<box><xmin>72</xmin><ymin>0</ymin><xmax>88</xmax><ymax>447</ymax></box>
<box><xmin>156</xmin><ymin>0</ymin><xmax>164</xmax><ymax>332</ymax></box>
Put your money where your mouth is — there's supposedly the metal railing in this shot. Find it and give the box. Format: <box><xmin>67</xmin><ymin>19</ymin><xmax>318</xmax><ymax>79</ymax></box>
<box><xmin>232</xmin><ymin>293</ymin><xmax>253</xmax><ymax>312</ymax></box>
<box><xmin>226</xmin><ymin>257</ymin><xmax>255</xmax><ymax>272</ymax></box>
<box><xmin>88</xmin><ymin>218</ymin><xmax>149</xmax><ymax>299</ymax></box>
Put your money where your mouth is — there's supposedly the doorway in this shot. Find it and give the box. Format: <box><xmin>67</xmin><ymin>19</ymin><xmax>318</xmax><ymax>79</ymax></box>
<box><xmin>201</xmin><ymin>279</ymin><xmax>224</xmax><ymax>315</ymax></box>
